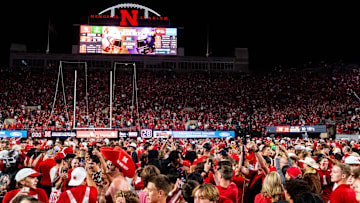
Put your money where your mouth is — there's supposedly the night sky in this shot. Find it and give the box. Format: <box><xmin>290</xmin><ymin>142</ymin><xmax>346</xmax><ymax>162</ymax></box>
<box><xmin>3</xmin><ymin>1</ymin><xmax>360</xmax><ymax>69</ymax></box>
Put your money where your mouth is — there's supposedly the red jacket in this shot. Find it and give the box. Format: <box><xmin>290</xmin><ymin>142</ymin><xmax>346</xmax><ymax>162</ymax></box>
<box><xmin>329</xmin><ymin>184</ymin><xmax>357</xmax><ymax>203</ymax></box>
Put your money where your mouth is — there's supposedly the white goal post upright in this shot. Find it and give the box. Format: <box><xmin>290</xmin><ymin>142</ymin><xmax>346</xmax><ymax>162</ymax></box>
<box><xmin>113</xmin><ymin>62</ymin><xmax>139</xmax><ymax>130</ymax></box>
<box><xmin>46</xmin><ymin>61</ymin><xmax>68</xmax><ymax>129</ymax></box>
<box><xmin>73</xmin><ymin>62</ymin><xmax>113</xmax><ymax>130</ymax></box>
<box><xmin>73</xmin><ymin>70</ymin><xmax>77</xmax><ymax>130</ymax></box>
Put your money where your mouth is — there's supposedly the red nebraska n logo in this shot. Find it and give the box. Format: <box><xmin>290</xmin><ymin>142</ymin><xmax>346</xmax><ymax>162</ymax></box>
<box><xmin>120</xmin><ymin>10</ymin><xmax>138</xmax><ymax>26</ymax></box>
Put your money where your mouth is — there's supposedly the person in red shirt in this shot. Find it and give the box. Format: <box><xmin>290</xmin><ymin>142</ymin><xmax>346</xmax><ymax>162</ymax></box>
<box><xmin>193</xmin><ymin>142</ymin><xmax>212</xmax><ymax>166</ymax></box>
<box><xmin>214</xmin><ymin>161</ymin><xmax>238</xmax><ymax>203</ymax></box>
<box><xmin>3</xmin><ymin>168</ymin><xmax>49</xmax><ymax>203</ymax></box>
<box><xmin>316</xmin><ymin>156</ymin><xmax>333</xmax><ymax>203</ymax></box>
<box><xmin>57</xmin><ymin>167</ymin><xmax>97</xmax><ymax>203</ymax></box>
<box><xmin>255</xmin><ymin>172</ymin><xmax>283</xmax><ymax>203</ymax></box>
<box><xmin>329</xmin><ymin>163</ymin><xmax>357</xmax><ymax>203</ymax></box>
<box><xmin>38</xmin><ymin>150</ymin><xmax>57</xmax><ymax>197</ymax></box>
<box><xmin>240</xmin><ymin>142</ymin><xmax>270</xmax><ymax>203</ymax></box>
<box><xmin>192</xmin><ymin>183</ymin><xmax>232</xmax><ymax>203</ymax></box>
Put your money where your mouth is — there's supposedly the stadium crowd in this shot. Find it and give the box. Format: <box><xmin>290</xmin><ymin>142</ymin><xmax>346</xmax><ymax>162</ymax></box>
<box><xmin>1</xmin><ymin>62</ymin><xmax>360</xmax><ymax>134</ymax></box>
<box><xmin>2</xmin><ymin>61</ymin><xmax>360</xmax><ymax>203</ymax></box>
<box><xmin>1</xmin><ymin>135</ymin><xmax>360</xmax><ymax>203</ymax></box>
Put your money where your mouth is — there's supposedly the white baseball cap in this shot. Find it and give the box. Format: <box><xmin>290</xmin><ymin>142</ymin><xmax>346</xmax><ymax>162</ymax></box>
<box><xmin>68</xmin><ymin>167</ymin><xmax>87</xmax><ymax>186</ymax></box>
<box><xmin>15</xmin><ymin>168</ymin><xmax>42</xmax><ymax>182</ymax></box>
<box><xmin>127</xmin><ymin>142</ymin><xmax>137</xmax><ymax>149</ymax></box>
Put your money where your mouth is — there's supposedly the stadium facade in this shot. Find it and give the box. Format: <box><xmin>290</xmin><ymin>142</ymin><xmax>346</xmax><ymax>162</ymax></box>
<box><xmin>9</xmin><ymin>49</ymin><xmax>248</xmax><ymax>72</ymax></box>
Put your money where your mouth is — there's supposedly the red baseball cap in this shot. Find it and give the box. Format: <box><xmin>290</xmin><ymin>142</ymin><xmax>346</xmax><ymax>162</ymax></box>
<box><xmin>55</xmin><ymin>151</ymin><xmax>66</xmax><ymax>161</ymax></box>
<box><xmin>286</xmin><ymin>166</ymin><xmax>303</xmax><ymax>179</ymax></box>
<box><xmin>62</xmin><ymin>147</ymin><xmax>74</xmax><ymax>155</ymax></box>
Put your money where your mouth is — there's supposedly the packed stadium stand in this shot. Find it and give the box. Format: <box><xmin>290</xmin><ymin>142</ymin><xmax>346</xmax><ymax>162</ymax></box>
<box><xmin>2</xmin><ymin>59</ymin><xmax>360</xmax><ymax>136</ymax></box>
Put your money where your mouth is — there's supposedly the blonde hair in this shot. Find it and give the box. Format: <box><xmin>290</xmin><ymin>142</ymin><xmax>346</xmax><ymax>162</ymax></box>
<box><xmin>260</xmin><ymin>172</ymin><xmax>283</xmax><ymax>202</ymax></box>
<box><xmin>140</xmin><ymin>165</ymin><xmax>161</xmax><ymax>187</ymax></box>
<box><xmin>192</xmin><ymin>184</ymin><xmax>219</xmax><ymax>202</ymax></box>
<box><xmin>115</xmin><ymin>190</ymin><xmax>139</xmax><ymax>203</ymax></box>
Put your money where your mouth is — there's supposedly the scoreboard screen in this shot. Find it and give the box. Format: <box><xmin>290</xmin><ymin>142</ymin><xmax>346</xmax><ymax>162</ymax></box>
<box><xmin>79</xmin><ymin>25</ymin><xmax>177</xmax><ymax>55</ymax></box>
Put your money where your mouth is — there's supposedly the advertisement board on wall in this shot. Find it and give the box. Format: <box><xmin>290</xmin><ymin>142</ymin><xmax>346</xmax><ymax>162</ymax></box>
<box><xmin>140</xmin><ymin>129</ymin><xmax>152</xmax><ymax>138</ymax></box>
<box><xmin>172</xmin><ymin>131</ymin><xmax>235</xmax><ymax>139</ymax></box>
<box><xmin>0</xmin><ymin>130</ymin><xmax>27</xmax><ymax>138</ymax></box>
<box><xmin>31</xmin><ymin>132</ymin><xmax>43</xmax><ymax>138</ymax></box>
<box><xmin>119</xmin><ymin>131</ymin><xmax>139</xmax><ymax>138</ymax></box>
<box><xmin>266</xmin><ymin>125</ymin><xmax>326</xmax><ymax>134</ymax></box>
<box><xmin>153</xmin><ymin>131</ymin><xmax>172</xmax><ymax>138</ymax></box>
<box><xmin>76</xmin><ymin>131</ymin><xmax>118</xmax><ymax>138</ymax></box>
<box><xmin>51</xmin><ymin>131</ymin><xmax>76</xmax><ymax>138</ymax></box>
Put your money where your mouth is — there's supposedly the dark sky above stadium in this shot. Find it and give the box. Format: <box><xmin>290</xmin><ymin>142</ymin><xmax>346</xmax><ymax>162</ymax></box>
<box><xmin>3</xmin><ymin>1</ymin><xmax>360</xmax><ymax>69</ymax></box>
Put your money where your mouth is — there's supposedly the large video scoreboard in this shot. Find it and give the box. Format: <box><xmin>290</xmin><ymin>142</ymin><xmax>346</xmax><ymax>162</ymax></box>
<box><xmin>79</xmin><ymin>25</ymin><xmax>177</xmax><ymax>55</ymax></box>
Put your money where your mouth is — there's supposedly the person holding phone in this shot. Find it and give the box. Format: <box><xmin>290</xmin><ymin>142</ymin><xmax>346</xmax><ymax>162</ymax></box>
<box><xmin>3</xmin><ymin>168</ymin><xmax>48</xmax><ymax>203</ymax></box>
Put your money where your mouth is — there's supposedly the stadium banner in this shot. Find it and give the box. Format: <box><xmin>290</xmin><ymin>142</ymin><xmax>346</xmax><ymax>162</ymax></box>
<box><xmin>76</xmin><ymin>130</ymin><xmax>118</xmax><ymax>138</ymax></box>
<box><xmin>0</xmin><ymin>130</ymin><xmax>27</xmax><ymax>138</ymax></box>
<box><xmin>128</xmin><ymin>131</ymin><xmax>138</xmax><ymax>138</ymax></box>
<box><xmin>172</xmin><ymin>131</ymin><xmax>235</xmax><ymax>139</ymax></box>
<box><xmin>266</xmin><ymin>125</ymin><xmax>326</xmax><ymax>134</ymax></box>
<box><xmin>30</xmin><ymin>131</ymin><xmax>43</xmax><ymax>138</ymax></box>
<box><xmin>336</xmin><ymin>134</ymin><xmax>360</xmax><ymax>141</ymax></box>
<box><xmin>44</xmin><ymin>131</ymin><xmax>52</xmax><ymax>138</ymax></box>
<box><xmin>118</xmin><ymin>131</ymin><xmax>138</xmax><ymax>138</ymax></box>
<box><xmin>153</xmin><ymin>131</ymin><xmax>173</xmax><ymax>138</ymax></box>
<box><xmin>51</xmin><ymin>131</ymin><xmax>76</xmax><ymax>138</ymax></box>
<box><xmin>140</xmin><ymin>129</ymin><xmax>153</xmax><ymax>138</ymax></box>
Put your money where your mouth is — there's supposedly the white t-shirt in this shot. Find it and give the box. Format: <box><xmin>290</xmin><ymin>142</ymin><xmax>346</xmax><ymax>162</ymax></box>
<box><xmin>50</xmin><ymin>166</ymin><xmax>62</xmax><ymax>184</ymax></box>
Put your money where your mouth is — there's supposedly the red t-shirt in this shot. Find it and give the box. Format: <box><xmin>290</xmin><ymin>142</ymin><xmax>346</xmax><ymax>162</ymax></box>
<box><xmin>3</xmin><ymin>188</ymin><xmax>49</xmax><ymax>203</ymax></box>
<box><xmin>24</xmin><ymin>144</ymin><xmax>34</xmax><ymax>153</ymax></box>
<box><xmin>254</xmin><ymin>193</ymin><xmax>272</xmax><ymax>203</ymax></box>
<box><xmin>38</xmin><ymin>158</ymin><xmax>57</xmax><ymax>186</ymax></box>
<box><xmin>329</xmin><ymin>184</ymin><xmax>357</xmax><ymax>203</ymax></box>
<box><xmin>203</xmin><ymin>171</ymin><xmax>215</xmax><ymax>184</ymax></box>
<box><xmin>57</xmin><ymin>185</ymin><xmax>97</xmax><ymax>203</ymax></box>
<box><xmin>192</xmin><ymin>155</ymin><xmax>207</xmax><ymax>166</ymax></box>
<box><xmin>317</xmin><ymin>169</ymin><xmax>333</xmax><ymax>203</ymax></box>
<box><xmin>216</xmin><ymin>182</ymin><xmax>238</xmax><ymax>203</ymax></box>
<box><xmin>219</xmin><ymin>195</ymin><xmax>233</xmax><ymax>203</ymax></box>
<box><xmin>232</xmin><ymin>176</ymin><xmax>245</xmax><ymax>203</ymax></box>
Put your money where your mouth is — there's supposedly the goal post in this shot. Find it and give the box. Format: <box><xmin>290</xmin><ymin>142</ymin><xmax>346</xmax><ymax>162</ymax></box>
<box><xmin>48</xmin><ymin>60</ymin><xmax>139</xmax><ymax>131</ymax></box>
<box><xmin>72</xmin><ymin>61</ymin><xmax>113</xmax><ymax>130</ymax></box>
<box><xmin>113</xmin><ymin>62</ymin><xmax>139</xmax><ymax>130</ymax></box>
